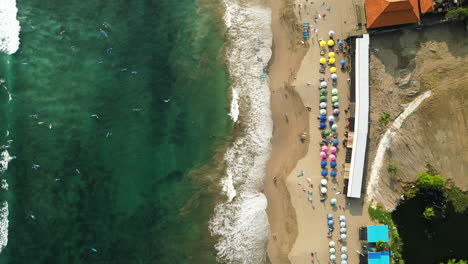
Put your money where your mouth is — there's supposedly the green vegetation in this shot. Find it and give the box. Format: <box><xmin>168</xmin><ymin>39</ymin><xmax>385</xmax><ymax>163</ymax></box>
<box><xmin>446</xmin><ymin>8</ymin><xmax>468</xmax><ymax>21</ymax></box>
<box><xmin>423</xmin><ymin>207</ymin><xmax>435</xmax><ymax>219</ymax></box>
<box><xmin>376</xmin><ymin>240</ymin><xmax>387</xmax><ymax>251</ymax></box>
<box><xmin>445</xmin><ymin>185</ymin><xmax>468</xmax><ymax>213</ymax></box>
<box><xmin>388</xmin><ymin>164</ymin><xmax>400</xmax><ymax>176</ymax></box>
<box><xmin>416</xmin><ymin>172</ymin><xmax>445</xmax><ymax>190</ymax></box>
<box><xmin>368</xmin><ymin>204</ymin><xmax>404</xmax><ymax>263</ymax></box>
<box><xmin>440</xmin><ymin>259</ymin><xmax>468</xmax><ymax>264</ymax></box>
<box><xmin>380</xmin><ymin>112</ymin><xmax>391</xmax><ymax>125</ymax></box>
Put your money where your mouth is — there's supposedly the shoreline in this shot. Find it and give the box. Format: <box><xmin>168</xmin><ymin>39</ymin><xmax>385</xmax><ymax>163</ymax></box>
<box><xmin>264</xmin><ymin>0</ymin><xmax>309</xmax><ymax>262</ymax></box>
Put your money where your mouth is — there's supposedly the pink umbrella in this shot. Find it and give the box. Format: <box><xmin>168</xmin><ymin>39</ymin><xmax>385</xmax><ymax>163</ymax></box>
<box><xmin>329</xmin><ymin>154</ymin><xmax>336</xmax><ymax>161</ymax></box>
<box><xmin>321</xmin><ymin>145</ymin><xmax>329</xmax><ymax>152</ymax></box>
<box><xmin>320</xmin><ymin>152</ymin><xmax>327</xmax><ymax>158</ymax></box>
<box><xmin>330</xmin><ymin>147</ymin><xmax>337</xmax><ymax>154</ymax></box>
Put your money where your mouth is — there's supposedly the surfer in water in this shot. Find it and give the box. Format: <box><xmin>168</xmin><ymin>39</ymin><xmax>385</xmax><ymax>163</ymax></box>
<box><xmin>131</xmin><ymin>71</ymin><xmax>138</xmax><ymax>75</ymax></box>
<box><xmin>91</xmin><ymin>114</ymin><xmax>99</xmax><ymax>119</ymax></box>
<box><xmin>32</xmin><ymin>164</ymin><xmax>40</xmax><ymax>169</ymax></box>
<box><xmin>120</xmin><ymin>68</ymin><xmax>128</xmax><ymax>72</ymax></box>
<box><xmin>100</xmin><ymin>29</ymin><xmax>108</xmax><ymax>38</ymax></box>
<box><xmin>162</xmin><ymin>99</ymin><xmax>170</xmax><ymax>103</ymax></box>
<box><xmin>106</xmin><ymin>132</ymin><xmax>112</xmax><ymax>138</ymax></box>
<box><xmin>75</xmin><ymin>168</ymin><xmax>81</xmax><ymax>174</ymax></box>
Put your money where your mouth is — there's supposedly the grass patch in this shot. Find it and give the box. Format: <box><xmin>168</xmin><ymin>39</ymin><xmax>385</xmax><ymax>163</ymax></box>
<box><xmin>369</xmin><ymin>204</ymin><xmax>404</xmax><ymax>263</ymax></box>
<box><xmin>445</xmin><ymin>185</ymin><xmax>468</xmax><ymax>213</ymax></box>
<box><xmin>380</xmin><ymin>112</ymin><xmax>391</xmax><ymax>125</ymax></box>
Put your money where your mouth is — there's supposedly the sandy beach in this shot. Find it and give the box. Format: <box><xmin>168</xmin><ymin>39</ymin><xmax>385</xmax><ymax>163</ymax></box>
<box><xmin>265</xmin><ymin>0</ymin><xmax>371</xmax><ymax>263</ymax></box>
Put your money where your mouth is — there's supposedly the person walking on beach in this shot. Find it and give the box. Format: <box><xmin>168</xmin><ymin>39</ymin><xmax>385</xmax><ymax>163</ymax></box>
<box><xmin>273</xmin><ymin>176</ymin><xmax>277</xmax><ymax>184</ymax></box>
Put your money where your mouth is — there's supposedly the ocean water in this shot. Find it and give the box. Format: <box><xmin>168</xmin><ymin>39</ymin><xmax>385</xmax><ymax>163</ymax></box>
<box><xmin>0</xmin><ymin>0</ymin><xmax>232</xmax><ymax>263</ymax></box>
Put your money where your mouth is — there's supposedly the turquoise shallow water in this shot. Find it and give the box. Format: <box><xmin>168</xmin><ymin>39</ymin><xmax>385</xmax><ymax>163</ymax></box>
<box><xmin>0</xmin><ymin>0</ymin><xmax>230</xmax><ymax>263</ymax></box>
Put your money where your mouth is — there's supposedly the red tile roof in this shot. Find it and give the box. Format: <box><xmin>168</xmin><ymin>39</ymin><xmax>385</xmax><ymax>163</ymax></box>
<box><xmin>365</xmin><ymin>0</ymin><xmax>420</xmax><ymax>28</ymax></box>
<box><xmin>420</xmin><ymin>0</ymin><xmax>435</xmax><ymax>13</ymax></box>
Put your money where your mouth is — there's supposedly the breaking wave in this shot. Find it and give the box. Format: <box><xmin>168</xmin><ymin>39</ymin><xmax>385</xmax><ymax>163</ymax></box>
<box><xmin>209</xmin><ymin>0</ymin><xmax>273</xmax><ymax>263</ymax></box>
<box><xmin>0</xmin><ymin>0</ymin><xmax>21</xmax><ymax>55</ymax></box>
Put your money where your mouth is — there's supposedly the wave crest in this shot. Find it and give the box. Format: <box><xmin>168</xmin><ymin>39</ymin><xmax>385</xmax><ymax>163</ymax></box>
<box><xmin>0</xmin><ymin>0</ymin><xmax>21</xmax><ymax>54</ymax></box>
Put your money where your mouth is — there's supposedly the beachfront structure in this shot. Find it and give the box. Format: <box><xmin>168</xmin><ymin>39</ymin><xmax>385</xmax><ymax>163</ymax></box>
<box><xmin>367</xmin><ymin>225</ymin><xmax>389</xmax><ymax>242</ymax></box>
<box><xmin>368</xmin><ymin>252</ymin><xmax>391</xmax><ymax>264</ymax></box>
<box><xmin>346</xmin><ymin>34</ymin><xmax>369</xmax><ymax>199</ymax></box>
<box><xmin>364</xmin><ymin>0</ymin><xmax>435</xmax><ymax>28</ymax></box>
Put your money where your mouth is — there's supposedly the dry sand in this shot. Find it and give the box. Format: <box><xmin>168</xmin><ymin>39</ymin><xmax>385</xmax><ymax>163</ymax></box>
<box><xmin>264</xmin><ymin>0</ymin><xmax>371</xmax><ymax>263</ymax></box>
<box><xmin>365</xmin><ymin>23</ymin><xmax>468</xmax><ymax>210</ymax></box>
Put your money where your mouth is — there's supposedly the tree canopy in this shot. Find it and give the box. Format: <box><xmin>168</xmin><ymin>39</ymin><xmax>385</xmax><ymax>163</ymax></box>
<box><xmin>440</xmin><ymin>259</ymin><xmax>468</xmax><ymax>264</ymax></box>
<box><xmin>416</xmin><ymin>172</ymin><xmax>445</xmax><ymax>190</ymax></box>
<box><xmin>423</xmin><ymin>207</ymin><xmax>435</xmax><ymax>219</ymax></box>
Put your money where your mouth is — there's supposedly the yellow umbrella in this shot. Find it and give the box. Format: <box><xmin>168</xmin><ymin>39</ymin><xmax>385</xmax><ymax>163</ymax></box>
<box><xmin>328</xmin><ymin>40</ymin><xmax>335</xmax><ymax>46</ymax></box>
<box><xmin>328</xmin><ymin>52</ymin><xmax>335</xmax><ymax>58</ymax></box>
<box><xmin>320</xmin><ymin>57</ymin><xmax>326</xmax><ymax>64</ymax></box>
<box><xmin>320</xmin><ymin>40</ymin><xmax>326</xmax><ymax>47</ymax></box>
<box><xmin>329</xmin><ymin>58</ymin><xmax>336</xmax><ymax>64</ymax></box>
<box><xmin>330</xmin><ymin>67</ymin><xmax>337</xmax><ymax>73</ymax></box>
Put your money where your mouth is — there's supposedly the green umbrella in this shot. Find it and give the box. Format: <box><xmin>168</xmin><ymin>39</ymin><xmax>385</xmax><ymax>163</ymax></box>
<box><xmin>320</xmin><ymin>96</ymin><xmax>327</xmax><ymax>102</ymax></box>
<box><xmin>332</xmin><ymin>96</ymin><xmax>339</xmax><ymax>102</ymax></box>
<box><xmin>332</xmin><ymin>88</ymin><xmax>338</xmax><ymax>95</ymax></box>
<box><xmin>320</xmin><ymin>89</ymin><xmax>327</xmax><ymax>95</ymax></box>
<box><xmin>324</xmin><ymin>130</ymin><xmax>331</xmax><ymax>136</ymax></box>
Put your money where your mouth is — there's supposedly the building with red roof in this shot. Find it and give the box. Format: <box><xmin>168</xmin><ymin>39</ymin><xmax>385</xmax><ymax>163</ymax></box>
<box><xmin>365</xmin><ymin>0</ymin><xmax>434</xmax><ymax>28</ymax></box>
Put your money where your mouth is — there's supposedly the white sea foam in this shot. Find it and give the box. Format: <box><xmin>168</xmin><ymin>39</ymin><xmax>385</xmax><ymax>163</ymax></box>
<box><xmin>367</xmin><ymin>91</ymin><xmax>431</xmax><ymax>202</ymax></box>
<box><xmin>0</xmin><ymin>150</ymin><xmax>13</xmax><ymax>174</ymax></box>
<box><xmin>0</xmin><ymin>0</ymin><xmax>21</xmax><ymax>54</ymax></box>
<box><xmin>209</xmin><ymin>1</ymin><xmax>273</xmax><ymax>263</ymax></box>
<box><xmin>0</xmin><ymin>202</ymin><xmax>8</xmax><ymax>253</ymax></box>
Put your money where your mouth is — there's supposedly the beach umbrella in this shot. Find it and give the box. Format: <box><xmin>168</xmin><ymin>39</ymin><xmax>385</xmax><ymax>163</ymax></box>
<box><xmin>330</xmin><ymin>255</ymin><xmax>336</xmax><ymax>261</ymax></box>
<box><xmin>328</xmin><ymin>220</ymin><xmax>334</xmax><ymax>226</ymax></box>
<box><xmin>339</xmin><ymin>215</ymin><xmax>346</xmax><ymax>221</ymax></box>
<box><xmin>319</xmin><ymin>122</ymin><xmax>326</xmax><ymax>129</ymax></box>
<box><xmin>321</xmin><ymin>170</ymin><xmax>328</xmax><ymax>176</ymax></box>
<box><xmin>324</xmin><ymin>130</ymin><xmax>330</xmax><ymax>136</ymax></box>
<box><xmin>340</xmin><ymin>59</ymin><xmax>346</xmax><ymax>66</ymax></box>
<box><xmin>328</xmin><ymin>115</ymin><xmax>335</xmax><ymax>122</ymax></box>
<box><xmin>341</xmin><ymin>254</ymin><xmax>348</xmax><ymax>260</ymax></box>
<box><xmin>331</xmin><ymin>198</ymin><xmax>337</xmax><ymax>205</ymax></box>
<box><xmin>320</xmin><ymin>115</ymin><xmax>327</xmax><ymax>121</ymax></box>
<box><xmin>328</xmin><ymin>52</ymin><xmax>335</xmax><ymax>58</ymax></box>
<box><xmin>329</xmin><ymin>57</ymin><xmax>336</xmax><ymax>64</ymax></box>
<box><xmin>331</xmin><ymin>160</ymin><xmax>337</xmax><ymax>167</ymax></box>
<box><xmin>332</xmin><ymin>96</ymin><xmax>339</xmax><ymax>102</ymax></box>
<box><xmin>327</xmin><ymin>214</ymin><xmax>334</xmax><ymax>219</ymax></box>
<box><xmin>331</xmin><ymin>124</ymin><xmax>338</xmax><ymax>131</ymax></box>
<box><xmin>341</xmin><ymin>246</ymin><xmax>347</xmax><ymax>252</ymax></box>
<box><xmin>340</xmin><ymin>228</ymin><xmax>347</xmax><ymax>233</ymax></box>
<box><xmin>331</xmin><ymin>73</ymin><xmax>338</xmax><ymax>80</ymax></box>
<box><xmin>333</xmin><ymin>140</ymin><xmax>339</xmax><ymax>146</ymax></box>
<box><xmin>340</xmin><ymin>222</ymin><xmax>346</xmax><ymax>228</ymax></box>
<box><xmin>321</xmin><ymin>179</ymin><xmax>328</xmax><ymax>185</ymax></box>
<box><xmin>329</xmin><ymin>30</ymin><xmax>335</xmax><ymax>37</ymax></box>
<box><xmin>329</xmin><ymin>248</ymin><xmax>336</xmax><ymax>254</ymax></box>
<box><xmin>338</xmin><ymin>40</ymin><xmax>343</xmax><ymax>46</ymax></box>
<box><xmin>321</xmin><ymin>145</ymin><xmax>329</xmax><ymax>152</ymax></box>
<box><xmin>321</xmin><ymin>187</ymin><xmax>328</xmax><ymax>193</ymax></box>
<box><xmin>320</xmin><ymin>152</ymin><xmax>327</xmax><ymax>158</ymax></box>
<box><xmin>320</xmin><ymin>89</ymin><xmax>327</xmax><ymax>96</ymax></box>
<box><xmin>333</xmin><ymin>102</ymin><xmax>340</xmax><ymax>108</ymax></box>
<box><xmin>320</xmin><ymin>40</ymin><xmax>326</xmax><ymax>47</ymax></box>
<box><xmin>333</xmin><ymin>109</ymin><xmax>340</xmax><ymax>115</ymax></box>
<box><xmin>330</xmin><ymin>147</ymin><xmax>337</xmax><ymax>154</ymax></box>
<box><xmin>321</xmin><ymin>160</ymin><xmax>327</xmax><ymax>168</ymax></box>
<box><xmin>328</xmin><ymin>40</ymin><xmax>335</xmax><ymax>46</ymax></box>
<box><xmin>331</xmin><ymin>171</ymin><xmax>337</xmax><ymax>177</ymax></box>
<box><xmin>320</xmin><ymin>96</ymin><xmax>327</xmax><ymax>102</ymax></box>
<box><xmin>320</xmin><ymin>57</ymin><xmax>326</xmax><ymax>64</ymax></box>
<box><xmin>340</xmin><ymin>234</ymin><xmax>347</xmax><ymax>240</ymax></box>
<box><xmin>329</xmin><ymin>241</ymin><xmax>336</xmax><ymax>247</ymax></box>
<box><xmin>320</xmin><ymin>109</ymin><xmax>327</xmax><ymax>115</ymax></box>
<box><xmin>329</xmin><ymin>154</ymin><xmax>336</xmax><ymax>161</ymax></box>
<box><xmin>321</xmin><ymin>81</ymin><xmax>328</xmax><ymax>88</ymax></box>
<box><xmin>330</xmin><ymin>67</ymin><xmax>337</xmax><ymax>73</ymax></box>
<box><xmin>320</xmin><ymin>102</ymin><xmax>327</xmax><ymax>109</ymax></box>
<box><xmin>332</xmin><ymin>88</ymin><xmax>338</xmax><ymax>95</ymax></box>
<box><xmin>307</xmin><ymin>197</ymin><xmax>312</xmax><ymax>202</ymax></box>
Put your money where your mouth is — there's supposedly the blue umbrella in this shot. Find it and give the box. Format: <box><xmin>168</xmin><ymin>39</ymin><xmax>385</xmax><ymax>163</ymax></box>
<box><xmin>321</xmin><ymin>170</ymin><xmax>328</xmax><ymax>176</ymax></box>
<box><xmin>320</xmin><ymin>115</ymin><xmax>327</xmax><ymax>122</ymax></box>
<box><xmin>331</xmin><ymin>161</ymin><xmax>337</xmax><ymax>168</ymax></box>
<box><xmin>338</xmin><ymin>40</ymin><xmax>343</xmax><ymax>46</ymax></box>
<box><xmin>333</xmin><ymin>140</ymin><xmax>339</xmax><ymax>146</ymax></box>
<box><xmin>331</xmin><ymin>171</ymin><xmax>337</xmax><ymax>177</ymax></box>
<box><xmin>320</xmin><ymin>122</ymin><xmax>326</xmax><ymax>129</ymax></box>
<box><xmin>321</xmin><ymin>160</ymin><xmax>327</xmax><ymax>168</ymax></box>
<box><xmin>327</xmin><ymin>213</ymin><xmax>334</xmax><ymax>219</ymax></box>
<box><xmin>328</xmin><ymin>220</ymin><xmax>334</xmax><ymax>226</ymax></box>
<box><xmin>340</xmin><ymin>60</ymin><xmax>346</xmax><ymax>66</ymax></box>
